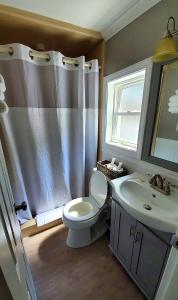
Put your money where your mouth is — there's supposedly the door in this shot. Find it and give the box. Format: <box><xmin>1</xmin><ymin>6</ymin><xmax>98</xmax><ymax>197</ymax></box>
<box><xmin>0</xmin><ymin>142</ymin><xmax>37</xmax><ymax>300</ymax></box>
<box><xmin>131</xmin><ymin>222</ymin><xmax>169</xmax><ymax>299</ymax></box>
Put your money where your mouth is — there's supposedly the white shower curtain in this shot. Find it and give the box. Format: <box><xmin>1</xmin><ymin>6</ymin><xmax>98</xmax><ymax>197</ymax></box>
<box><xmin>0</xmin><ymin>43</ymin><xmax>99</xmax><ymax>223</ymax></box>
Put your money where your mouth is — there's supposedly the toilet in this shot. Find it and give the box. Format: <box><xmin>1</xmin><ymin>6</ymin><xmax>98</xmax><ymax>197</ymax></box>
<box><xmin>63</xmin><ymin>170</ymin><xmax>108</xmax><ymax>248</ymax></box>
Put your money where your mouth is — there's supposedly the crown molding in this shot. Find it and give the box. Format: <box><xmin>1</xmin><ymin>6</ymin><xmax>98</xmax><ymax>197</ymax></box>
<box><xmin>102</xmin><ymin>0</ymin><xmax>162</xmax><ymax>41</ymax></box>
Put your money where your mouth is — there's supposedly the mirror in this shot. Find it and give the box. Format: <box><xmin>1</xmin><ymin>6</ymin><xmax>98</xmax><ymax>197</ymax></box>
<box><xmin>142</xmin><ymin>59</ymin><xmax>178</xmax><ymax>172</ymax></box>
<box><xmin>151</xmin><ymin>61</ymin><xmax>178</xmax><ymax>163</ymax></box>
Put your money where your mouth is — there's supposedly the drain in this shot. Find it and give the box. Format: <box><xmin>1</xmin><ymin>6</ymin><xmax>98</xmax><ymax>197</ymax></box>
<box><xmin>143</xmin><ymin>204</ymin><xmax>152</xmax><ymax>211</ymax></box>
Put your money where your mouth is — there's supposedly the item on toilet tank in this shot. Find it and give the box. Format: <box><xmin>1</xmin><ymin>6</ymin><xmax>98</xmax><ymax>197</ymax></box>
<box><xmin>97</xmin><ymin>160</ymin><xmax>128</xmax><ymax>179</ymax></box>
<box><xmin>117</xmin><ymin>162</ymin><xmax>123</xmax><ymax>170</ymax></box>
<box><xmin>106</xmin><ymin>157</ymin><xmax>116</xmax><ymax>170</ymax></box>
<box><xmin>114</xmin><ymin>167</ymin><xmax>124</xmax><ymax>173</ymax></box>
<box><xmin>111</xmin><ymin>157</ymin><xmax>116</xmax><ymax>165</ymax></box>
<box><xmin>106</xmin><ymin>163</ymin><xmax>114</xmax><ymax>170</ymax></box>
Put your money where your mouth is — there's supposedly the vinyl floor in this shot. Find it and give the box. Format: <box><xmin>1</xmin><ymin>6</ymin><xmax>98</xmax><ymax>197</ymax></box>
<box><xmin>23</xmin><ymin>224</ymin><xmax>146</xmax><ymax>300</ymax></box>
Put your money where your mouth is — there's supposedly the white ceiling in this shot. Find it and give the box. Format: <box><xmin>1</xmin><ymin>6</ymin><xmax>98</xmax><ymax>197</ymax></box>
<box><xmin>0</xmin><ymin>0</ymin><xmax>161</xmax><ymax>40</ymax></box>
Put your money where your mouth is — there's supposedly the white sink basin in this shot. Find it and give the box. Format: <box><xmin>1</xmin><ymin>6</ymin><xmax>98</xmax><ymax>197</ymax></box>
<box><xmin>111</xmin><ymin>173</ymin><xmax>178</xmax><ymax>233</ymax></box>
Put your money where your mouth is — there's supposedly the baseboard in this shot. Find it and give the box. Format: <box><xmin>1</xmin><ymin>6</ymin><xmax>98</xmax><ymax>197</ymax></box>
<box><xmin>21</xmin><ymin>218</ymin><xmax>63</xmax><ymax>238</ymax></box>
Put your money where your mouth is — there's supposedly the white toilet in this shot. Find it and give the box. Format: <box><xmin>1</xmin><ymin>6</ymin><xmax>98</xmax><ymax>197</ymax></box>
<box><xmin>63</xmin><ymin>170</ymin><xmax>108</xmax><ymax>248</ymax></box>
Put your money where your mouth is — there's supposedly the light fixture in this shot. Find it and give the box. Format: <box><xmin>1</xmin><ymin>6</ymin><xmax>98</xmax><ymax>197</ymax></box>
<box><xmin>153</xmin><ymin>16</ymin><xmax>178</xmax><ymax>62</ymax></box>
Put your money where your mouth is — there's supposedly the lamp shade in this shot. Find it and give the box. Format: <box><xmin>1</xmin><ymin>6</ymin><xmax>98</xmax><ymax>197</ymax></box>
<box><xmin>153</xmin><ymin>36</ymin><xmax>178</xmax><ymax>62</ymax></box>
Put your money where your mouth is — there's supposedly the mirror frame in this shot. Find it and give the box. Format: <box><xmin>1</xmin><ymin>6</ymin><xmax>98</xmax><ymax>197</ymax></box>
<box><xmin>142</xmin><ymin>58</ymin><xmax>178</xmax><ymax>172</ymax></box>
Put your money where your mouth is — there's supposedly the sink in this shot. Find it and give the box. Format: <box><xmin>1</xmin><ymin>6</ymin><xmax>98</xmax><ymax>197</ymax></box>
<box><xmin>111</xmin><ymin>173</ymin><xmax>178</xmax><ymax>233</ymax></box>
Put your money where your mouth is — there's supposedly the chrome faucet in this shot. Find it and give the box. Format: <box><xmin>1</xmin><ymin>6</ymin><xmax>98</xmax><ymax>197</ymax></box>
<box><xmin>149</xmin><ymin>174</ymin><xmax>170</xmax><ymax>195</ymax></box>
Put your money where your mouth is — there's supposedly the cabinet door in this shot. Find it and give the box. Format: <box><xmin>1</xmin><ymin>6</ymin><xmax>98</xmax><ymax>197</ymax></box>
<box><xmin>131</xmin><ymin>222</ymin><xmax>169</xmax><ymax>299</ymax></box>
<box><xmin>116</xmin><ymin>205</ymin><xmax>136</xmax><ymax>270</ymax></box>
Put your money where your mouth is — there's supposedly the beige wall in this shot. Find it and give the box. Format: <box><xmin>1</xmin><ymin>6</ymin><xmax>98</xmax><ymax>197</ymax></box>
<box><xmin>102</xmin><ymin>0</ymin><xmax>178</xmax><ymax>177</ymax></box>
<box><xmin>105</xmin><ymin>0</ymin><xmax>178</xmax><ymax>76</ymax></box>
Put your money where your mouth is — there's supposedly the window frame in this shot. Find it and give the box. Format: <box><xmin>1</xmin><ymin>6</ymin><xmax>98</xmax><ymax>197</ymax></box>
<box><xmin>111</xmin><ymin>75</ymin><xmax>145</xmax><ymax>149</ymax></box>
<box><xmin>102</xmin><ymin>58</ymin><xmax>153</xmax><ymax>159</ymax></box>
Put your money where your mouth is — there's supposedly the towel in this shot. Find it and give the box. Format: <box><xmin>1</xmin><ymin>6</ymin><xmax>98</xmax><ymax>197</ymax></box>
<box><xmin>168</xmin><ymin>107</ymin><xmax>178</xmax><ymax>113</ymax></box>
<box><xmin>0</xmin><ymin>74</ymin><xmax>6</xmax><ymax>93</ymax></box>
<box><xmin>35</xmin><ymin>207</ymin><xmax>64</xmax><ymax>227</ymax></box>
<box><xmin>0</xmin><ymin>90</ymin><xmax>5</xmax><ymax>101</ymax></box>
<box><xmin>0</xmin><ymin>100</ymin><xmax>9</xmax><ymax>114</ymax></box>
<box><xmin>169</xmin><ymin>98</ymin><xmax>178</xmax><ymax>105</ymax></box>
<box><xmin>168</xmin><ymin>102</ymin><xmax>178</xmax><ymax>107</ymax></box>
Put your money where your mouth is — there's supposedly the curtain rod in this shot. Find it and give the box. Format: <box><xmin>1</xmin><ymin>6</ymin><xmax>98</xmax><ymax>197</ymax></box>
<box><xmin>0</xmin><ymin>46</ymin><xmax>101</xmax><ymax>69</ymax></box>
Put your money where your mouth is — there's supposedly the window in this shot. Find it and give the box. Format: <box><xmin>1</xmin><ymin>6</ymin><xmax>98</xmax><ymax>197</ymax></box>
<box><xmin>111</xmin><ymin>70</ymin><xmax>145</xmax><ymax>150</ymax></box>
<box><xmin>104</xmin><ymin>60</ymin><xmax>152</xmax><ymax>156</ymax></box>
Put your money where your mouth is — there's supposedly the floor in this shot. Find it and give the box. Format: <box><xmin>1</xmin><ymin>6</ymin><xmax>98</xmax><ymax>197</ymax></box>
<box><xmin>23</xmin><ymin>224</ymin><xmax>146</xmax><ymax>300</ymax></box>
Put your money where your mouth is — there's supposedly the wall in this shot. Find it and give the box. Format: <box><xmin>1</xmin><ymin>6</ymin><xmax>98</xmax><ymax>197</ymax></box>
<box><xmin>103</xmin><ymin>0</ymin><xmax>178</xmax><ymax>183</ymax></box>
<box><xmin>105</xmin><ymin>0</ymin><xmax>178</xmax><ymax>76</ymax></box>
<box><xmin>0</xmin><ymin>4</ymin><xmax>103</xmax><ymax>57</ymax></box>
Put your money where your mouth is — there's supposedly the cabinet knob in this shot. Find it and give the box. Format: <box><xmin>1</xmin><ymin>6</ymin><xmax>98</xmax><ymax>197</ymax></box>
<box><xmin>14</xmin><ymin>201</ymin><xmax>27</xmax><ymax>213</ymax></box>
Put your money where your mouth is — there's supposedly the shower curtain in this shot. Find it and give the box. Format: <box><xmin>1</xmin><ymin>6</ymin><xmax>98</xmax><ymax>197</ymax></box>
<box><xmin>0</xmin><ymin>43</ymin><xmax>99</xmax><ymax>223</ymax></box>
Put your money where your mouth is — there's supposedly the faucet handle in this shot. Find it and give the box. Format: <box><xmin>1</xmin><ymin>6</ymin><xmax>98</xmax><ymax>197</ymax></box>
<box><xmin>149</xmin><ymin>174</ymin><xmax>156</xmax><ymax>185</ymax></box>
<box><xmin>156</xmin><ymin>176</ymin><xmax>163</xmax><ymax>189</ymax></box>
<box><xmin>164</xmin><ymin>181</ymin><xmax>170</xmax><ymax>195</ymax></box>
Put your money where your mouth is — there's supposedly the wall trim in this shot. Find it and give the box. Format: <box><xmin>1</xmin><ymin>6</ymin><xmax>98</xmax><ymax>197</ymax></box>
<box><xmin>102</xmin><ymin>0</ymin><xmax>161</xmax><ymax>41</ymax></box>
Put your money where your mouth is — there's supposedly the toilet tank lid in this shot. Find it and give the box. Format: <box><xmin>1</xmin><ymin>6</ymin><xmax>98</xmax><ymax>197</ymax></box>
<box><xmin>90</xmin><ymin>170</ymin><xmax>108</xmax><ymax>208</ymax></box>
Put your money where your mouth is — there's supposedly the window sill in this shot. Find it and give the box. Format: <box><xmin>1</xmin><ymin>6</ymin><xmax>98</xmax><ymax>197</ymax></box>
<box><xmin>106</xmin><ymin>141</ymin><xmax>136</xmax><ymax>152</ymax></box>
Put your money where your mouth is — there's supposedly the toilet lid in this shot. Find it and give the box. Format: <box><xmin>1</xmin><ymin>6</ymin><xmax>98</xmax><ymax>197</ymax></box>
<box><xmin>90</xmin><ymin>170</ymin><xmax>108</xmax><ymax>208</ymax></box>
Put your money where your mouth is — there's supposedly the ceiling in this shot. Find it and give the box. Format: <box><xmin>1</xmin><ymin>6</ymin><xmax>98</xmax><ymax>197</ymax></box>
<box><xmin>0</xmin><ymin>0</ymin><xmax>161</xmax><ymax>40</ymax></box>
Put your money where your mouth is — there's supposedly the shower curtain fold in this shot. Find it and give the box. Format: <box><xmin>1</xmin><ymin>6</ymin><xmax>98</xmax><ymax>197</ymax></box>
<box><xmin>0</xmin><ymin>43</ymin><xmax>99</xmax><ymax>223</ymax></box>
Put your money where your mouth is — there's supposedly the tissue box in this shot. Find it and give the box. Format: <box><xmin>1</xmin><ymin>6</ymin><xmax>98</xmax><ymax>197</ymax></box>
<box><xmin>97</xmin><ymin>160</ymin><xmax>128</xmax><ymax>180</ymax></box>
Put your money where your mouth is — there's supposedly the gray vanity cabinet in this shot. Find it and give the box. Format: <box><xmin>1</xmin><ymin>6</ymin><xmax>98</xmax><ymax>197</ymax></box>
<box><xmin>110</xmin><ymin>199</ymin><xmax>170</xmax><ymax>300</ymax></box>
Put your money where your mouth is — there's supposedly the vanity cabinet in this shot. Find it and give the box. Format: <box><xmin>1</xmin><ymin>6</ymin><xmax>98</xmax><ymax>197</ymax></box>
<box><xmin>110</xmin><ymin>198</ymin><xmax>171</xmax><ymax>300</ymax></box>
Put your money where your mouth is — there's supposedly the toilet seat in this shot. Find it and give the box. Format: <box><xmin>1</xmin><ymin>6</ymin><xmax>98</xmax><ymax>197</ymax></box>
<box><xmin>63</xmin><ymin>171</ymin><xmax>108</xmax><ymax>222</ymax></box>
<box><xmin>63</xmin><ymin>196</ymin><xmax>99</xmax><ymax>222</ymax></box>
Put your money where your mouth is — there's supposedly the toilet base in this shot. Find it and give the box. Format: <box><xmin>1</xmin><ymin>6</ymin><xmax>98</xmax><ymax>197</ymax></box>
<box><xmin>66</xmin><ymin>223</ymin><xmax>108</xmax><ymax>248</ymax></box>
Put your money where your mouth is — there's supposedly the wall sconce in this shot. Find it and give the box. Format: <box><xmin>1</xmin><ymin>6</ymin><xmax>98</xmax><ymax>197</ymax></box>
<box><xmin>153</xmin><ymin>16</ymin><xmax>178</xmax><ymax>62</ymax></box>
